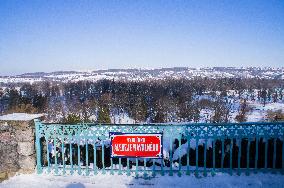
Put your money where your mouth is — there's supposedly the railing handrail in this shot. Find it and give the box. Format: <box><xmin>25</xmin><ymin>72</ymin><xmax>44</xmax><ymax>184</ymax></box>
<box><xmin>39</xmin><ymin>121</ymin><xmax>284</xmax><ymax>127</ymax></box>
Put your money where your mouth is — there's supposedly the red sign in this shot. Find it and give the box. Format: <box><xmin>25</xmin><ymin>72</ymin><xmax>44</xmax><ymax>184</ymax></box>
<box><xmin>110</xmin><ymin>133</ymin><xmax>163</xmax><ymax>158</ymax></box>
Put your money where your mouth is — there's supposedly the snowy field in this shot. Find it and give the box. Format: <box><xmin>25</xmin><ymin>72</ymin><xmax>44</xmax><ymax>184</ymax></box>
<box><xmin>1</xmin><ymin>173</ymin><xmax>284</xmax><ymax>188</ymax></box>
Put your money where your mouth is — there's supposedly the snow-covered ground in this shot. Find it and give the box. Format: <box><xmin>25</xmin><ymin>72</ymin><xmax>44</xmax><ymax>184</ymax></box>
<box><xmin>1</xmin><ymin>67</ymin><xmax>283</xmax><ymax>84</ymax></box>
<box><xmin>247</xmin><ymin>101</ymin><xmax>284</xmax><ymax>122</ymax></box>
<box><xmin>0</xmin><ymin>113</ymin><xmax>44</xmax><ymax>121</ymax></box>
<box><xmin>1</xmin><ymin>173</ymin><xmax>284</xmax><ymax>188</ymax></box>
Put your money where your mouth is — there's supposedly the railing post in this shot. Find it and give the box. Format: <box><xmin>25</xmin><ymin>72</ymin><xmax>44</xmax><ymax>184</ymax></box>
<box><xmin>46</xmin><ymin>137</ymin><xmax>51</xmax><ymax>173</ymax></box>
<box><xmin>221</xmin><ymin>138</ymin><xmax>224</xmax><ymax>172</ymax></box>
<box><xmin>118</xmin><ymin>158</ymin><xmax>122</xmax><ymax>175</ymax></box>
<box><xmin>246</xmin><ymin>138</ymin><xmax>251</xmax><ymax>176</ymax></box>
<box><xmin>273</xmin><ymin>138</ymin><xmax>277</xmax><ymax>171</ymax></box>
<box><xmin>62</xmin><ymin>141</ymin><xmax>66</xmax><ymax>175</ymax></box>
<box><xmin>169</xmin><ymin>128</ymin><xmax>173</xmax><ymax>176</ymax></box>
<box><xmin>265</xmin><ymin>138</ymin><xmax>268</xmax><ymax>172</ymax></box>
<box><xmin>237</xmin><ymin>139</ymin><xmax>241</xmax><ymax>175</ymax></box>
<box><xmin>54</xmin><ymin>134</ymin><xmax>58</xmax><ymax>175</ymax></box>
<box><xmin>34</xmin><ymin>119</ymin><xmax>42</xmax><ymax>174</ymax></box>
<box><xmin>160</xmin><ymin>157</ymin><xmax>165</xmax><ymax>176</ymax></box>
<box><xmin>195</xmin><ymin>138</ymin><xmax>199</xmax><ymax>177</ymax></box>
<box><xmin>77</xmin><ymin>141</ymin><xmax>81</xmax><ymax>175</ymax></box>
<box><xmin>93</xmin><ymin>143</ymin><xmax>97</xmax><ymax>175</ymax></box>
<box><xmin>127</xmin><ymin>158</ymin><xmax>130</xmax><ymax>176</ymax></box>
<box><xmin>143</xmin><ymin>158</ymin><xmax>147</xmax><ymax>179</ymax></box>
<box><xmin>70</xmin><ymin>141</ymin><xmax>74</xmax><ymax>175</ymax></box>
<box><xmin>152</xmin><ymin>159</ymin><xmax>156</xmax><ymax>177</ymax></box>
<box><xmin>282</xmin><ymin>135</ymin><xmax>284</xmax><ymax>174</ymax></box>
<box><xmin>85</xmin><ymin>141</ymin><xmax>89</xmax><ymax>176</ymax></box>
<box><xmin>102</xmin><ymin>142</ymin><xmax>106</xmax><ymax>174</ymax></box>
<box><xmin>255</xmin><ymin>137</ymin><xmax>259</xmax><ymax>173</ymax></box>
<box><xmin>178</xmin><ymin>133</ymin><xmax>182</xmax><ymax>177</ymax></box>
<box><xmin>186</xmin><ymin>134</ymin><xmax>190</xmax><ymax>175</ymax></box>
<box><xmin>229</xmin><ymin>139</ymin><xmax>233</xmax><ymax>175</ymax></box>
<box><xmin>203</xmin><ymin>139</ymin><xmax>207</xmax><ymax>177</ymax></box>
<box><xmin>212</xmin><ymin>139</ymin><xmax>216</xmax><ymax>176</ymax></box>
<box><xmin>110</xmin><ymin>158</ymin><xmax>114</xmax><ymax>175</ymax></box>
<box><xmin>135</xmin><ymin>158</ymin><xmax>139</xmax><ymax>177</ymax></box>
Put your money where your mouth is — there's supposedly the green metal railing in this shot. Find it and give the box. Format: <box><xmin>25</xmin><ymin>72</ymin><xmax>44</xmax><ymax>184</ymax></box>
<box><xmin>34</xmin><ymin>119</ymin><xmax>284</xmax><ymax>177</ymax></box>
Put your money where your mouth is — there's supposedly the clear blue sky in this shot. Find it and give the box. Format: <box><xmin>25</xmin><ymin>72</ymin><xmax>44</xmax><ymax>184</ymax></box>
<box><xmin>0</xmin><ymin>0</ymin><xmax>284</xmax><ymax>76</ymax></box>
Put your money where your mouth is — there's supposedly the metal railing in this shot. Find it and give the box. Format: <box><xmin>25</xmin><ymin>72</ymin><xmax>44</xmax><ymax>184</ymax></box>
<box><xmin>34</xmin><ymin>120</ymin><xmax>284</xmax><ymax>177</ymax></box>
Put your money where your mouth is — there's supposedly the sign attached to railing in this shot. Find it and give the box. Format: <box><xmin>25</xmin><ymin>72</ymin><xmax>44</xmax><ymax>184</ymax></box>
<box><xmin>110</xmin><ymin>133</ymin><xmax>163</xmax><ymax>158</ymax></box>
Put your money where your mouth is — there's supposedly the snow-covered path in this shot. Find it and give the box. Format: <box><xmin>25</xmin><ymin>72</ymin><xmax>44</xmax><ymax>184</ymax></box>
<box><xmin>1</xmin><ymin>173</ymin><xmax>284</xmax><ymax>188</ymax></box>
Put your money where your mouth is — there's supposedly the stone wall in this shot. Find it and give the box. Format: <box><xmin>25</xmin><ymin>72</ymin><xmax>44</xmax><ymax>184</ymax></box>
<box><xmin>0</xmin><ymin>120</ymin><xmax>36</xmax><ymax>182</ymax></box>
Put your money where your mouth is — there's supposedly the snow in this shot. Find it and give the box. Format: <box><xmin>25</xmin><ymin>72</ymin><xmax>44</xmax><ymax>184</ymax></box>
<box><xmin>1</xmin><ymin>172</ymin><xmax>284</xmax><ymax>188</ymax></box>
<box><xmin>0</xmin><ymin>113</ymin><xmax>44</xmax><ymax>121</ymax></box>
<box><xmin>246</xmin><ymin>101</ymin><xmax>284</xmax><ymax>122</ymax></box>
<box><xmin>111</xmin><ymin>113</ymin><xmax>136</xmax><ymax>124</ymax></box>
<box><xmin>173</xmin><ymin>139</ymin><xmax>213</xmax><ymax>161</ymax></box>
<box><xmin>1</xmin><ymin>67</ymin><xmax>283</xmax><ymax>84</ymax></box>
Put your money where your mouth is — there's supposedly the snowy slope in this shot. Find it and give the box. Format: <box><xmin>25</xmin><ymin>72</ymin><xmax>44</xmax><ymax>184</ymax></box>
<box><xmin>1</xmin><ymin>67</ymin><xmax>283</xmax><ymax>84</ymax></box>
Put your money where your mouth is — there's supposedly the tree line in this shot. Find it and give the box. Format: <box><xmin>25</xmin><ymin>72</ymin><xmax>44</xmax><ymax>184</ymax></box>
<box><xmin>0</xmin><ymin>77</ymin><xmax>284</xmax><ymax>123</ymax></box>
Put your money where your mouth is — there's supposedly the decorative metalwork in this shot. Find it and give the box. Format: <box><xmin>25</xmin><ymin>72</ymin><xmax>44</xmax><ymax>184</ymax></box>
<box><xmin>35</xmin><ymin>120</ymin><xmax>284</xmax><ymax>177</ymax></box>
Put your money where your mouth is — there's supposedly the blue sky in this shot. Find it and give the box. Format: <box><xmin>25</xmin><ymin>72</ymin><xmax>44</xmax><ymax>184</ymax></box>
<box><xmin>0</xmin><ymin>0</ymin><xmax>284</xmax><ymax>76</ymax></box>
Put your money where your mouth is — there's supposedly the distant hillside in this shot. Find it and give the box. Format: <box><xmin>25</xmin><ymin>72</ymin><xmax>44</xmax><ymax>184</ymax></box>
<box><xmin>0</xmin><ymin>67</ymin><xmax>283</xmax><ymax>84</ymax></box>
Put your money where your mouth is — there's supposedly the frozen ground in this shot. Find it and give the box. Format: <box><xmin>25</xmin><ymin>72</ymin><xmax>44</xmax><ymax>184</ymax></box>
<box><xmin>246</xmin><ymin>101</ymin><xmax>284</xmax><ymax>122</ymax></box>
<box><xmin>1</xmin><ymin>173</ymin><xmax>284</xmax><ymax>188</ymax></box>
<box><xmin>0</xmin><ymin>113</ymin><xmax>44</xmax><ymax>121</ymax></box>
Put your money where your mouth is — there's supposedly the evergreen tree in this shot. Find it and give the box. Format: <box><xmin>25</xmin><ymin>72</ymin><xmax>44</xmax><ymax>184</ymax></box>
<box><xmin>97</xmin><ymin>105</ymin><xmax>111</xmax><ymax>124</ymax></box>
<box><xmin>64</xmin><ymin>114</ymin><xmax>81</xmax><ymax>124</ymax></box>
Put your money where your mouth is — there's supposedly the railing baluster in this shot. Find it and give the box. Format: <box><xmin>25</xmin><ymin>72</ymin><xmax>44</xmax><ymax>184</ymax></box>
<box><xmin>265</xmin><ymin>138</ymin><xmax>268</xmax><ymax>171</ymax></box>
<box><xmin>161</xmin><ymin>157</ymin><xmax>164</xmax><ymax>176</ymax></box>
<box><xmin>186</xmin><ymin>135</ymin><xmax>190</xmax><ymax>175</ymax></box>
<box><xmin>238</xmin><ymin>139</ymin><xmax>241</xmax><ymax>175</ymax></box>
<box><xmin>54</xmin><ymin>137</ymin><xmax>58</xmax><ymax>175</ymax></box>
<box><xmin>153</xmin><ymin>159</ymin><xmax>156</xmax><ymax>177</ymax></box>
<box><xmin>143</xmin><ymin>158</ymin><xmax>147</xmax><ymax>179</ymax></box>
<box><xmin>62</xmin><ymin>141</ymin><xmax>65</xmax><ymax>175</ymax></box>
<box><xmin>46</xmin><ymin>137</ymin><xmax>50</xmax><ymax>173</ymax></box>
<box><xmin>135</xmin><ymin>158</ymin><xmax>138</xmax><ymax>177</ymax></box>
<box><xmin>255</xmin><ymin>137</ymin><xmax>259</xmax><ymax>172</ymax></box>
<box><xmin>246</xmin><ymin>139</ymin><xmax>250</xmax><ymax>175</ymax></box>
<box><xmin>110</xmin><ymin>158</ymin><xmax>114</xmax><ymax>175</ymax></box>
<box><xmin>127</xmin><ymin>158</ymin><xmax>130</xmax><ymax>176</ymax></box>
<box><xmin>85</xmin><ymin>141</ymin><xmax>89</xmax><ymax>176</ymax></box>
<box><xmin>221</xmin><ymin>138</ymin><xmax>224</xmax><ymax>172</ymax></box>
<box><xmin>93</xmin><ymin>143</ymin><xmax>97</xmax><ymax>175</ymax></box>
<box><xmin>118</xmin><ymin>158</ymin><xmax>122</xmax><ymax>175</ymax></box>
<box><xmin>282</xmin><ymin>136</ymin><xmax>284</xmax><ymax>174</ymax></box>
<box><xmin>169</xmin><ymin>131</ymin><xmax>173</xmax><ymax>176</ymax></box>
<box><xmin>195</xmin><ymin>138</ymin><xmax>199</xmax><ymax>176</ymax></box>
<box><xmin>102</xmin><ymin>142</ymin><xmax>105</xmax><ymax>174</ymax></box>
<box><xmin>230</xmin><ymin>139</ymin><xmax>233</xmax><ymax>175</ymax></box>
<box><xmin>78</xmin><ymin>143</ymin><xmax>81</xmax><ymax>175</ymax></box>
<box><xmin>178</xmin><ymin>134</ymin><xmax>182</xmax><ymax>177</ymax></box>
<box><xmin>204</xmin><ymin>139</ymin><xmax>207</xmax><ymax>176</ymax></box>
<box><xmin>70</xmin><ymin>142</ymin><xmax>73</xmax><ymax>175</ymax></box>
<box><xmin>273</xmin><ymin>138</ymin><xmax>277</xmax><ymax>170</ymax></box>
<box><xmin>212</xmin><ymin>139</ymin><xmax>216</xmax><ymax>176</ymax></box>
<box><xmin>34</xmin><ymin>120</ymin><xmax>42</xmax><ymax>174</ymax></box>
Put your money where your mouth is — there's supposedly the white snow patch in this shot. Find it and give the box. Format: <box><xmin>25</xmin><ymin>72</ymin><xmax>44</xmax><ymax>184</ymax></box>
<box><xmin>1</xmin><ymin>173</ymin><xmax>284</xmax><ymax>188</ymax></box>
<box><xmin>0</xmin><ymin>113</ymin><xmax>44</xmax><ymax>121</ymax></box>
